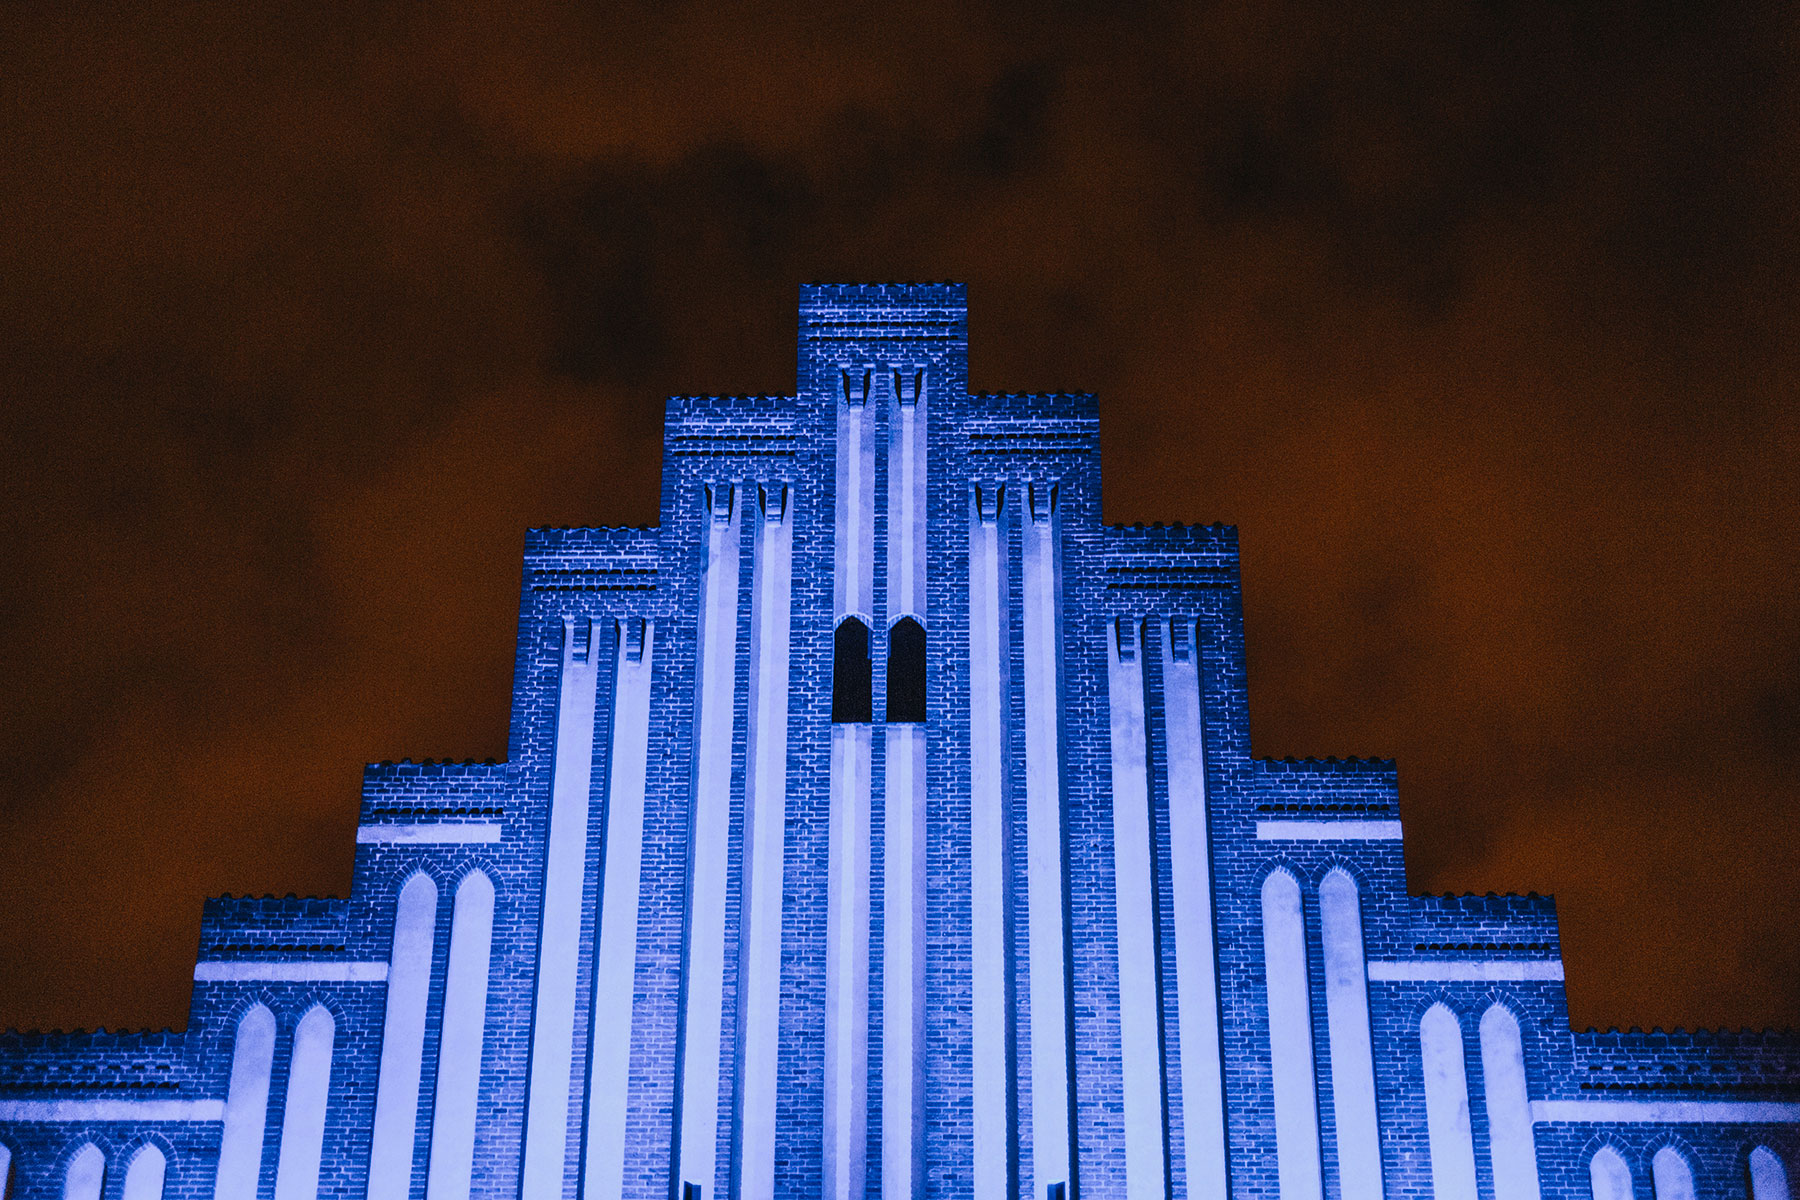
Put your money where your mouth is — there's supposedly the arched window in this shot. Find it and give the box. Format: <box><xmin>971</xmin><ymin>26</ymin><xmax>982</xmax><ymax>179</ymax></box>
<box><xmin>274</xmin><ymin>1005</ymin><xmax>336</xmax><ymax>1200</ymax></box>
<box><xmin>368</xmin><ymin>874</ymin><xmax>438</xmax><ymax>1200</ymax></box>
<box><xmin>63</xmin><ymin>1144</ymin><xmax>104</xmax><ymax>1200</ymax></box>
<box><xmin>1652</xmin><ymin>1147</ymin><xmax>1696</xmax><ymax>1200</ymax></box>
<box><xmin>1479</xmin><ymin>1004</ymin><xmax>1542</xmax><ymax>1200</ymax></box>
<box><xmin>886</xmin><ymin>617</ymin><xmax>926</xmax><ymax>723</ymax></box>
<box><xmin>1750</xmin><ymin>1147</ymin><xmax>1791</xmax><ymax>1200</ymax></box>
<box><xmin>428</xmin><ymin>870</ymin><xmax>496</xmax><ymax>1200</ymax></box>
<box><xmin>832</xmin><ymin>618</ymin><xmax>872</xmax><ymax>723</ymax></box>
<box><xmin>215</xmin><ymin>1003</ymin><xmax>277</xmax><ymax>1200</ymax></box>
<box><xmin>1318</xmin><ymin>870</ymin><xmax>1382</xmax><ymax>1200</ymax></box>
<box><xmin>1260</xmin><ymin>869</ymin><xmax>1321</xmax><ymax>1200</ymax></box>
<box><xmin>1591</xmin><ymin>1146</ymin><xmax>1634</xmax><ymax>1200</ymax></box>
<box><xmin>1420</xmin><ymin>1003</ymin><xmax>1478</xmax><ymax>1200</ymax></box>
<box><xmin>122</xmin><ymin>1144</ymin><xmax>167</xmax><ymax>1200</ymax></box>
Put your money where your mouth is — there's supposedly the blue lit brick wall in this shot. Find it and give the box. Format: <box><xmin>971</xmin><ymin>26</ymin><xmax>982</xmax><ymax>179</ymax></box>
<box><xmin>1</xmin><ymin>283</ymin><xmax>1795</xmax><ymax>1200</ymax></box>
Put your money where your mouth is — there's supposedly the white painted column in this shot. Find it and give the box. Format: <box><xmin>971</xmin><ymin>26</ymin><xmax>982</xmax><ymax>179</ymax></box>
<box><xmin>64</xmin><ymin>1145</ymin><xmax>104</xmax><ymax>1200</ymax></box>
<box><xmin>677</xmin><ymin>485</ymin><xmax>745</xmax><ymax>1200</ymax></box>
<box><xmin>736</xmin><ymin>488</ymin><xmax>793</xmax><ymax>1200</ymax></box>
<box><xmin>1106</xmin><ymin>617</ymin><xmax>1167</xmax><ymax>1200</ymax></box>
<box><xmin>1479</xmin><ymin>1005</ymin><xmax>1541</xmax><ymax>1200</ymax></box>
<box><xmin>581</xmin><ymin>618</ymin><xmax>658</xmax><ymax>1200</ymax></box>
<box><xmin>123</xmin><ymin>1146</ymin><xmax>166</xmax><ymax>1200</ymax></box>
<box><xmin>825</xmin><ymin>375</ymin><xmax>875</xmax><ymax>1200</ymax></box>
<box><xmin>1262</xmin><ymin>869</ymin><xmax>1322</xmax><ymax>1200</ymax></box>
<box><xmin>521</xmin><ymin>617</ymin><xmax>606</xmax><ymax>1199</ymax></box>
<box><xmin>426</xmin><ymin>870</ymin><xmax>496</xmax><ymax>1200</ymax></box>
<box><xmin>882</xmin><ymin>373</ymin><xmax>928</xmax><ymax>1200</ymax></box>
<box><xmin>366</xmin><ymin>873</ymin><xmax>439</xmax><ymax>1200</ymax></box>
<box><xmin>968</xmin><ymin>483</ymin><xmax>1016</xmax><ymax>1200</ymax></box>
<box><xmin>1319</xmin><ymin>870</ymin><xmax>1383</xmax><ymax>1200</ymax></box>
<box><xmin>273</xmin><ymin>1005</ymin><xmax>335</xmax><ymax>1200</ymax></box>
<box><xmin>825</xmin><ymin>723</ymin><xmax>873</xmax><ymax>1200</ymax></box>
<box><xmin>1419</xmin><ymin>1004</ymin><xmax>1477</xmax><ymax>1200</ymax></box>
<box><xmin>1161</xmin><ymin>616</ymin><xmax>1229</xmax><ymax>1200</ymax></box>
<box><xmin>1022</xmin><ymin>482</ymin><xmax>1073</xmax><ymax>1200</ymax></box>
<box><xmin>882</xmin><ymin>722</ymin><xmax>927</xmax><ymax>1200</ymax></box>
<box><xmin>215</xmin><ymin>1003</ymin><xmax>278</xmax><ymax>1200</ymax></box>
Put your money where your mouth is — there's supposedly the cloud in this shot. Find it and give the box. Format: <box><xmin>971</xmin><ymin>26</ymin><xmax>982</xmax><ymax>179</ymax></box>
<box><xmin>0</xmin><ymin>0</ymin><xmax>1796</xmax><ymax>1031</ymax></box>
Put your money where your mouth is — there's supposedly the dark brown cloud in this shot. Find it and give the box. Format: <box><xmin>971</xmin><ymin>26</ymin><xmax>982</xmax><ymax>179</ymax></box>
<box><xmin>1</xmin><ymin>0</ymin><xmax>1796</xmax><ymax>1033</ymax></box>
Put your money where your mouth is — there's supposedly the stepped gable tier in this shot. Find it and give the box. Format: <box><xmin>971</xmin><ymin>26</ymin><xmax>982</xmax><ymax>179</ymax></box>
<box><xmin>2</xmin><ymin>282</ymin><xmax>1795</xmax><ymax>1200</ymax></box>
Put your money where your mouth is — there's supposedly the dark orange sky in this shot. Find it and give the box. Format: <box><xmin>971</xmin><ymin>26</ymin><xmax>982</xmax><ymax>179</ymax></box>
<box><xmin>2</xmin><ymin>1</ymin><xmax>1796</xmax><ymax>1035</ymax></box>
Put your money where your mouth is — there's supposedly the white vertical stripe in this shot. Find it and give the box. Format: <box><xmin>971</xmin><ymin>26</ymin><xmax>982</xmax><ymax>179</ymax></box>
<box><xmin>1022</xmin><ymin>484</ymin><xmax>1072</xmax><ymax>1200</ymax></box>
<box><xmin>882</xmin><ymin>375</ymin><xmax>927</xmax><ymax>1200</ymax></box>
<box><xmin>366</xmin><ymin>874</ymin><xmax>438</xmax><ymax>1200</ymax></box>
<box><xmin>1263</xmin><ymin>870</ymin><xmax>1323</xmax><ymax>1200</ymax></box>
<box><xmin>215</xmin><ymin>1004</ymin><xmax>277</xmax><ymax>1200</ymax></box>
<box><xmin>1161</xmin><ymin>616</ymin><xmax>1230</xmax><ymax>1199</ymax></box>
<box><xmin>1106</xmin><ymin>618</ymin><xmax>1167</xmax><ymax>1200</ymax></box>
<box><xmin>1420</xmin><ymin>1004</ymin><xmax>1477</xmax><ymax>1200</ymax></box>
<box><xmin>123</xmin><ymin>1144</ymin><xmax>167</xmax><ymax>1200</ymax></box>
<box><xmin>582</xmin><ymin>620</ymin><xmax>658</xmax><ymax>1200</ymax></box>
<box><xmin>882</xmin><ymin>724</ymin><xmax>927</xmax><ymax>1200</ymax></box>
<box><xmin>824</xmin><ymin>382</ymin><xmax>876</xmax><ymax>1200</ymax></box>
<box><xmin>0</xmin><ymin>1140</ymin><xmax>11</xmax><ymax>1200</ymax></box>
<box><xmin>273</xmin><ymin>1006</ymin><xmax>335</xmax><ymax>1200</ymax></box>
<box><xmin>677</xmin><ymin>486</ymin><xmax>745</xmax><ymax>1200</ymax></box>
<box><xmin>824</xmin><ymin>723</ymin><xmax>873</xmax><ymax>1200</ymax></box>
<box><xmin>1479</xmin><ymin>1005</ymin><xmax>1541</xmax><ymax>1200</ymax></box>
<box><xmin>1319</xmin><ymin>870</ymin><xmax>1384</xmax><ymax>1200</ymax></box>
<box><xmin>521</xmin><ymin>617</ymin><xmax>604</xmax><ymax>1199</ymax></box>
<box><xmin>426</xmin><ymin>871</ymin><xmax>495</xmax><ymax>1200</ymax></box>
<box><xmin>968</xmin><ymin>485</ymin><xmax>1016</xmax><ymax>1200</ymax></box>
<box><xmin>63</xmin><ymin>1144</ymin><xmax>104</xmax><ymax>1200</ymax></box>
<box><xmin>737</xmin><ymin>487</ymin><xmax>793</xmax><ymax>1200</ymax></box>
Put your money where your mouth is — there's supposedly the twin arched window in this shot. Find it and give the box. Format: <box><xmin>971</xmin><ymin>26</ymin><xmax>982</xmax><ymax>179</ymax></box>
<box><xmin>831</xmin><ymin>617</ymin><xmax>926</xmax><ymax>724</ymax></box>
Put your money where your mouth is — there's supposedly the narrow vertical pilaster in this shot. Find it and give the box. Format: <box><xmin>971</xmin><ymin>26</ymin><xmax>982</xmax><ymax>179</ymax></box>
<box><xmin>825</xmin><ymin>723</ymin><xmax>873</xmax><ymax>1200</ymax></box>
<box><xmin>427</xmin><ymin>871</ymin><xmax>496</xmax><ymax>1200</ymax></box>
<box><xmin>1320</xmin><ymin>870</ymin><xmax>1383</xmax><ymax>1200</ymax></box>
<box><xmin>1106</xmin><ymin>617</ymin><xmax>1167</xmax><ymax>1200</ymax></box>
<box><xmin>521</xmin><ymin>617</ymin><xmax>605</xmax><ymax>1200</ymax></box>
<box><xmin>581</xmin><ymin>618</ymin><xmax>658</xmax><ymax>1200</ymax></box>
<box><xmin>1262</xmin><ymin>870</ymin><xmax>1322</xmax><ymax>1200</ymax></box>
<box><xmin>675</xmin><ymin>486</ymin><xmax>745</xmax><ymax>1200</ymax></box>
<box><xmin>882</xmin><ymin>372</ymin><xmax>927</xmax><ymax>1200</ymax></box>
<box><xmin>1161</xmin><ymin>616</ymin><xmax>1230</xmax><ymax>1199</ymax></box>
<box><xmin>968</xmin><ymin>483</ymin><xmax>1017</xmax><ymax>1200</ymax></box>
<box><xmin>825</xmin><ymin>373</ymin><xmax>876</xmax><ymax>1200</ymax></box>
<box><xmin>366</xmin><ymin>874</ymin><xmax>438</xmax><ymax>1200</ymax></box>
<box><xmin>1022</xmin><ymin>482</ymin><xmax>1074</xmax><ymax>1200</ymax></box>
<box><xmin>735</xmin><ymin>486</ymin><xmax>794</xmax><ymax>1200</ymax></box>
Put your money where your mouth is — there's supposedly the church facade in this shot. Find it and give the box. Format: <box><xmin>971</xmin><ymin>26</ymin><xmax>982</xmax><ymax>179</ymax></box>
<box><xmin>1</xmin><ymin>283</ymin><xmax>1796</xmax><ymax>1200</ymax></box>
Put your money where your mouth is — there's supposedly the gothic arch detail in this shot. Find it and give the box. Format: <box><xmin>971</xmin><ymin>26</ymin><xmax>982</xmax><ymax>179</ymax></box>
<box><xmin>1590</xmin><ymin>1146</ymin><xmax>1634</xmax><ymax>1200</ymax></box>
<box><xmin>1420</xmin><ymin>1003</ymin><xmax>1478</xmax><ymax>1200</ymax></box>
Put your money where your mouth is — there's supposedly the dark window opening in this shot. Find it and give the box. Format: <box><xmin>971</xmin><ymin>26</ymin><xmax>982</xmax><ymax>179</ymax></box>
<box><xmin>886</xmin><ymin>617</ymin><xmax>927</xmax><ymax>723</ymax></box>
<box><xmin>832</xmin><ymin>618</ymin><xmax>872</xmax><ymax>723</ymax></box>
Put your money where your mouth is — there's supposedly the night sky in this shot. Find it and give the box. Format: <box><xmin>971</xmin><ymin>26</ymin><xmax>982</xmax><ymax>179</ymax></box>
<box><xmin>2</xmin><ymin>2</ymin><xmax>1796</xmax><ymax>1036</ymax></box>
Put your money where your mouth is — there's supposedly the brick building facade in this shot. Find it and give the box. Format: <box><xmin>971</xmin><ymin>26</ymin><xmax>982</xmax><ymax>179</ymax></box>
<box><xmin>2</xmin><ymin>283</ymin><xmax>1795</xmax><ymax>1200</ymax></box>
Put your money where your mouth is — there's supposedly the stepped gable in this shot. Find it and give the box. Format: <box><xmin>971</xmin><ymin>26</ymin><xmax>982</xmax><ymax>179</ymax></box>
<box><xmin>1</xmin><ymin>282</ymin><xmax>1793</xmax><ymax>1200</ymax></box>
